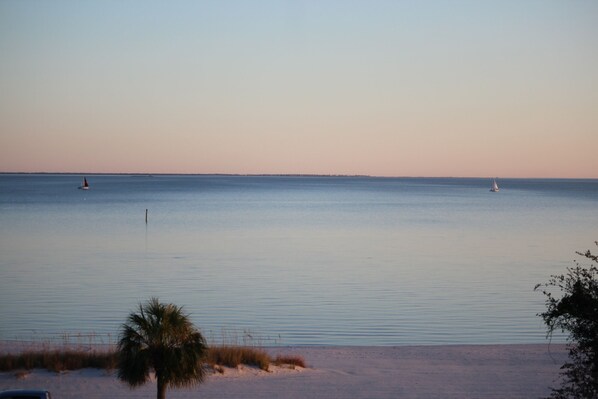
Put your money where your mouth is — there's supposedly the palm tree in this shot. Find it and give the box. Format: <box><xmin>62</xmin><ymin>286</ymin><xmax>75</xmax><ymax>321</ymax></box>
<box><xmin>117</xmin><ymin>297</ymin><xmax>208</xmax><ymax>399</ymax></box>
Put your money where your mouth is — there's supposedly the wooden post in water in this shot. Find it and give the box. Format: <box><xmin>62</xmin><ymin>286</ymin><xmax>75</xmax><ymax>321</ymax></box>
<box><xmin>145</xmin><ymin>209</ymin><xmax>148</xmax><ymax>224</ymax></box>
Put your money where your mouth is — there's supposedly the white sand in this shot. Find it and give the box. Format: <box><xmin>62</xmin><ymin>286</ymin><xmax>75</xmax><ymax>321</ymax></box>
<box><xmin>0</xmin><ymin>344</ymin><xmax>567</xmax><ymax>399</ymax></box>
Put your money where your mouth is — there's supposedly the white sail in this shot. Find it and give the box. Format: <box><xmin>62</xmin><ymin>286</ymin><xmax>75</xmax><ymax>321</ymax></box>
<box><xmin>490</xmin><ymin>179</ymin><xmax>499</xmax><ymax>192</ymax></box>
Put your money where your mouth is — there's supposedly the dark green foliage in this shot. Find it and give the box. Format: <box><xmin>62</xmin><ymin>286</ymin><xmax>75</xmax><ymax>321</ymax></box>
<box><xmin>535</xmin><ymin>242</ymin><xmax>598</xmax><ymax>398</ymax></box>
<box><xmin>117</xmin><ymin>298</ymin><xmax>208</xmax><ymax>399</ymax></box>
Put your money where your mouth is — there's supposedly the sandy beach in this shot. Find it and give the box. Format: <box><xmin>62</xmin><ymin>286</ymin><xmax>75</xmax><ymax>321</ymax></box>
<box><xmin>0</xmin><ymin>344</ymin><xmax>567</xmax><ymax>398</ymax></box>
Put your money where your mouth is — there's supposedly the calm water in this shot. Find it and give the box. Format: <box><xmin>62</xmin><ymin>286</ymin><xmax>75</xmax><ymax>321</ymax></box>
<box><xmin>1</xmin><ymin>174</ymin><xmax>597</xmax><ymax>346</ymax></box>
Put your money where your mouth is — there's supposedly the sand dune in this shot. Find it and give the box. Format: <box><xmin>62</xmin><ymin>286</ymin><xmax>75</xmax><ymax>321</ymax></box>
<box><xmin>0</xmin><ymin>344</ymin><xmax>567</xmax><ymax>399</ymax></box>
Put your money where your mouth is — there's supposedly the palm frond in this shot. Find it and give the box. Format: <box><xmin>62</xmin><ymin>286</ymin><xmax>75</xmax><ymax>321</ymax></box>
<box><xmin>117</xmin><ymin>298</ymin><xmax>209</xmax><ymax>394</ymax></box>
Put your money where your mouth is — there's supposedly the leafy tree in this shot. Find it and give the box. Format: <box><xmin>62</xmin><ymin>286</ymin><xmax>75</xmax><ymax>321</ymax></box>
<box><xmin>535</xmin><ymin>242</ymin><xmax>598</xmax><ymax>398</ymax></box>
<box><xmin>117</xmin><ymin>297</ymin><xmax>208</xmax><ymax>399</ymax></box>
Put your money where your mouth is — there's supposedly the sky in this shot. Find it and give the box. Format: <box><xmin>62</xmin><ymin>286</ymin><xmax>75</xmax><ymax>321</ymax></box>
<box><xmin>1</xmin><ymin>1</ymin><xmax>597</xmax><ymax>178</ymax></box>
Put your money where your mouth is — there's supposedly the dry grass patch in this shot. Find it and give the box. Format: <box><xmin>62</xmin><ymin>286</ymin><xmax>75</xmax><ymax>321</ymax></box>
<box><xmin>207</xmin><ymin>345</ymin><xmax>270</xmax><ymax>371</ymax></box>
<box><xmin>14</xmin><ymin>369</ymin><xmax>31</xmax><ymax>379</ymax></box>
<box><xmin>1</xmin><ymin>342</ymin><xmax>304</xmax><ymax>374</ymax></box>
<box><xmin>0</xmin><ymin>349</ymin><xmax>117</xmax><ymax>373</ymax></box>
<box><xmin>273</xmin><ymin>354</ymin><xmax>306</xmax><ymax>369</ymax></box>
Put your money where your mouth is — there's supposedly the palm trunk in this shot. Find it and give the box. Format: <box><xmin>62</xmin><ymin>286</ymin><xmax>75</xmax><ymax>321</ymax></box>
<box><xmin>157</xmin><ymin>375</ymin><xmax>166</xmax><ymax>399</ymax></box>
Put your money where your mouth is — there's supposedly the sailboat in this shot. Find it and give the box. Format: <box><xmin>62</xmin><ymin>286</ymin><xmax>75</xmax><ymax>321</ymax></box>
<box><xmin>490</xmin><ymin>178</ymin><xmax>499</xmax><ymax>192</ymax></box>
<box><xmin>78</xmin><ymin>177</ymin><xmax>89</xmax><ymax>190</ymax></box>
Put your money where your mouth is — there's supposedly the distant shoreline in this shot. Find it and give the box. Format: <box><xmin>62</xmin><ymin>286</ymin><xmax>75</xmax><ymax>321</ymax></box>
<box><xmin>1</xmin><ymin>172</ymin><xmax>597</xmax><ymax>180</ymax></box>
<box><xmin>0</xmin><ymin>172</ymin><xmax>371</xmax><ymax>178</ymax></box>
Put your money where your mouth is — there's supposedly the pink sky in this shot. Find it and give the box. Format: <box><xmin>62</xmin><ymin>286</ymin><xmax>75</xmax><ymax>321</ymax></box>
<box><xmin>1</xmin><ymin>1</ymin><xmax>597</xmax><ymax>178</ymax></box>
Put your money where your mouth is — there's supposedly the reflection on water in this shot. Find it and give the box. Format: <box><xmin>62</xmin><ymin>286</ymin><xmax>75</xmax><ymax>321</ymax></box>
<box><xmin>0</xmin><ymin>175</ymin><xmax>596</xmax><ymax>345</ymax></box>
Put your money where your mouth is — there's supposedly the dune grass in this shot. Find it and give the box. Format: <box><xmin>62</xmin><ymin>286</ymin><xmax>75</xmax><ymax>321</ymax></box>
<box><xmin>206</xmin><ymin>345</ymin><xmax>271</xmax><ymax>371</ymax></box>
<box><xmin>273</xmin><ymin>354</ymin><xmax>306</xmax><ymax>368</ymax></box>
<box><xmin>0</xmin><ymin>343</ymin><xmax>305</xmax><ymax>373</ymax></box>
<box><xmin>0</xmin><ymin>349</ymin><xmax>117</xmax><ymax>372</ymax></box>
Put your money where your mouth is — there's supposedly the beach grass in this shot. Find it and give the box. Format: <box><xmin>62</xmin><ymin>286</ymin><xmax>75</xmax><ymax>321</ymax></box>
<box><xmin>0</xmin><ymin>349</ymin><xmax>118</xmax><ymax>372</ymax></box>
<box><xmin>0</xmin><ymin>339</ymin><xmax>305</xmax><ymax>373</ymax></box>
<box><xmin>273</xmin><ymin>354</ymin><xmax>306</xmax><ymax>369</ymax></box>
<box><xmin>206</xmin><ymin>345</ymin><xmax>271</xmax><ymax>371</ymax></box>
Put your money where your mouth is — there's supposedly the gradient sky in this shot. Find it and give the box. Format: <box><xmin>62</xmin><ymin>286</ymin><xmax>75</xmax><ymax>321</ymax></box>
<box><xmin>1</xmin><ymin>1</ymin><xmax>597</xmax><ymax>177</ymax></box>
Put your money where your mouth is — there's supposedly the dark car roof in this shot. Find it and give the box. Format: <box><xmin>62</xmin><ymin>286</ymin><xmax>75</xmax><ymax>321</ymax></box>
<box><xmin>0</xmin><ymin>390</ymin><xmax>50</xmax><ymax>399</ymax></box>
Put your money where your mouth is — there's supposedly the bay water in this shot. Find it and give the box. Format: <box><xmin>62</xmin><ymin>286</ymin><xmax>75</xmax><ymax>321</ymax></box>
<box><xmin>1</xmin><ymin>174</ymin><xmax>596</xmax><ymax>346</ymax></box>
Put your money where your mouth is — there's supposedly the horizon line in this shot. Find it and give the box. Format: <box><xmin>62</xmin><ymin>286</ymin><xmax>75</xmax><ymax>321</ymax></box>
<box><xmin>1</xmin><ymin>171</ymin><xmax>597</xmax><ymax>180</ymax></box>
